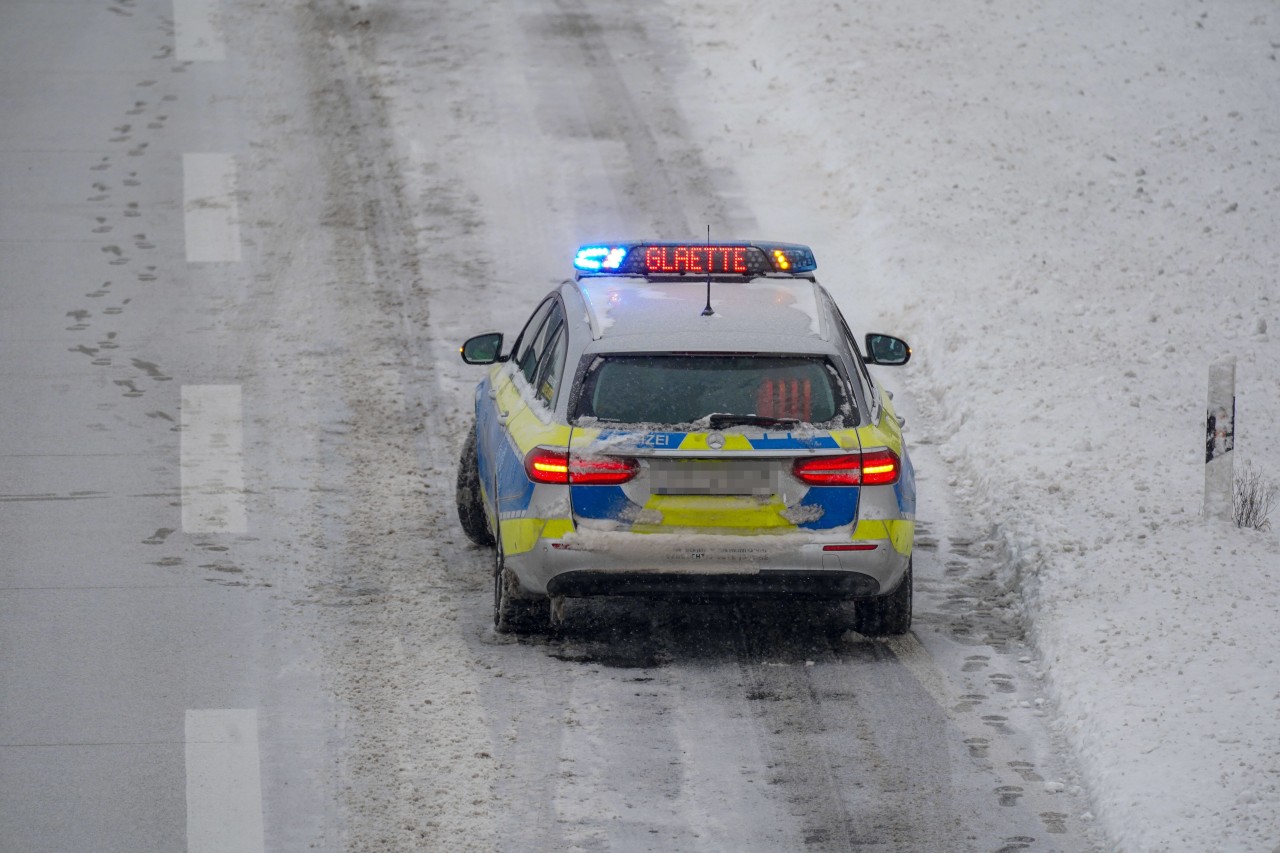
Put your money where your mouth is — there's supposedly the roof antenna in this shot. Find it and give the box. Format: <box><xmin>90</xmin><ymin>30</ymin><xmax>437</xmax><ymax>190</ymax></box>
<box><xmin>701</xmin><ymin>224</ymin><xmax>715</xmax><ymax>316</ymax></box>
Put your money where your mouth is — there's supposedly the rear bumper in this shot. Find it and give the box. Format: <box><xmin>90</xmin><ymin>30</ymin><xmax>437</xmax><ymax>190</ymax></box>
<box><xmin>507</xmin><ymin>531</ymin><xmax>910</xmax><ymax>601</ymax></box>
<box><xmin>546</xmin><ymin>569</ymin><xmax>879</xmax><ymax>599</ymax></box>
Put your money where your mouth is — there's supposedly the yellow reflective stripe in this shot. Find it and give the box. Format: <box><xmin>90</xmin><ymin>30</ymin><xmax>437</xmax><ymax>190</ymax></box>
<box><xmin>500</xmin><ymin>517</ymin><xmax>575</xmax><ymax>556</ymax></box>
<box><xmin>678</xmin><ymin>433</ymin><xmax>754</xmax><ymax>451</ymax></box>
<box><xmin>504</xmin><ymin>411</ymin><xmax>573</xmax><ymax>455</ymax></box>
<box><xmin>855</xmin><ymin>426</ymin><xmax>903</xmax><ymax>455</ymax></box>
<box><xmin>852</xmin><ymin>519</ymin><xmax>914</xmax><ymax>556</ymax></box>
<box><xmin>832</xmin><ymin>430</ymin><xmax>860</xmax><ymax>450</ymax></box>
<box><xmin>853</xmin><ymin>519</ymin><xmax>890</xmax><ymax>541</ymax></box>
<box><xmin>541</xmin><ymin>518</ymin><xmax>574</xmax><ymax>539</ymax></box>
<box><xmin>637</xmin><ymin>495</ymin><xmax>797</xmax><ymax>530</ymax></box>
<box><xmin>889</xmin><ymin>520</ymin><xmax>914</xmax><ymax>555</ymax></box>
<box><xmin>500</xmin><ymin>518</ymin><xmax>543</xmax><ymax>555</ymax></box>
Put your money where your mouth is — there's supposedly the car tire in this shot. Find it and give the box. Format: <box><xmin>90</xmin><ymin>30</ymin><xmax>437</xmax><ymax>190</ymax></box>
<box><xmin>456</xmin><ymin>426</ymin><xmax>494</xmax><ymax>546</ymax></box>
<box><xmin>853</xmin><ymin>559</ymin><xmax>913</xmax><ymax>637</ymax></box>
<box><xmin>493</xmin><ymin>540</ymin><xmax>549</xmax><ymax>634</ymax></box>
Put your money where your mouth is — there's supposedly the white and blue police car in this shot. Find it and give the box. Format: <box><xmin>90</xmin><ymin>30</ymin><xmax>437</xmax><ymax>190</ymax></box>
<box><xmin>456</xmin><ymin>241</ymin><xmax>915</xmax><ymax>634</ymax></box>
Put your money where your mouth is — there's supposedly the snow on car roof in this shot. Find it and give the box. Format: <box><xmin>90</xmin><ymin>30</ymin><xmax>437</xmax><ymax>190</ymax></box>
<box><xmin>575</xmin><ymin>276</ymin><xmax>828</xmax><ymax>348</ymax></box>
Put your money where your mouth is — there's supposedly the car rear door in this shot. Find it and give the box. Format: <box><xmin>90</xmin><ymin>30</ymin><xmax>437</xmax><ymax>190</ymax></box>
<box><xmin>488</xmin><ymin>300</ymin><xmax>570</xmax><ymax>518</ymax></box>
<box><xmin>476</xmin><ymin>297</ymin><xmax>555</xmax><ymax>509</ymax></box>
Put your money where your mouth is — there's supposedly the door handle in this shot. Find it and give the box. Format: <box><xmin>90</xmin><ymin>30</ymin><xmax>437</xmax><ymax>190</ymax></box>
<box><xmin>497</xmin><ymin>409</ymin><xmax>510</xmax><ymax>425</ymax></box>
<box><xmin>488</xmin><ymin>387</ymin><xmax>498</xmax><ymax>400</ymax></box>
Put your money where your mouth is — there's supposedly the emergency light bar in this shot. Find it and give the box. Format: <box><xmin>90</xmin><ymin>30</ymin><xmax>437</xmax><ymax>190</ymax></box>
<box><xmin>573</xmin><ymin>241</ymin><xmax>817</xmax><ymax>277</ymax></box>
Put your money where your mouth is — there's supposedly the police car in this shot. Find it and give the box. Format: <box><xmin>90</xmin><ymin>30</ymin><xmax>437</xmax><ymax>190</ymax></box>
<box><xmin>456</xmin><ymin>241</ymin><xmax>915</xmax><ymax>635</ymax></box>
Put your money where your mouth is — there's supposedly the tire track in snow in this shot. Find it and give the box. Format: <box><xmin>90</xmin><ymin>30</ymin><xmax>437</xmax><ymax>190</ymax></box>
<box><xmin>273</xmin><ymin>3</ymin><xmax>504</xmax><ymax>848</ymax></box>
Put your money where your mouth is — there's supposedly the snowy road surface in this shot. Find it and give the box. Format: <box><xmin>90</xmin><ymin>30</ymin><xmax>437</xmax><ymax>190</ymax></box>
<box><xmin>4</xmin><ymin>0</ymin><xmax>1277</xmax><ymax>851</ymax></box>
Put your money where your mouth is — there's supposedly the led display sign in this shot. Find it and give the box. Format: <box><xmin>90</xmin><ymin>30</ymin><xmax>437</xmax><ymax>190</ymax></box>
<box><xmin>643</xmin><ymin>245</ymin><xmax>750</xmax><ymax>274</ymax></box>
<box><xmin>573</xmin><ymin>241</ymin><xmax>816</xmax><ymax>277</ymax></box>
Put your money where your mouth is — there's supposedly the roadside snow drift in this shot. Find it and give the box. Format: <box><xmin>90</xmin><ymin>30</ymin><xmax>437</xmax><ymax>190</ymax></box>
<box><xmin>669</xmin><ymin>1</ymin><xmax>1280</xmax><ymax>850</ymax></box>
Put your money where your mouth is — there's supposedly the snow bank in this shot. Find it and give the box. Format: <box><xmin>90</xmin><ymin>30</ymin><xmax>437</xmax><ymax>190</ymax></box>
<box><xmin>672</xmin><ymin>0</ymin><xmax>1280</xmax><ymax>849</ymax></box>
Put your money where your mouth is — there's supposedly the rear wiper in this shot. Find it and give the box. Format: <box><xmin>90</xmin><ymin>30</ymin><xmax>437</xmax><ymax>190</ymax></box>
<box><xmin>705</xmin><ymin>413</ymin><xmax>800</xmax><ymax>430</ymax></box>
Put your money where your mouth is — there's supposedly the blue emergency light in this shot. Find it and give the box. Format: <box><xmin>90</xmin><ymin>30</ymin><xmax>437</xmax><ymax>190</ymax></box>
<box><xmin>573</xmin><ymin>241</ymin><xmax>817</xmax><ymax>277</ymax></box>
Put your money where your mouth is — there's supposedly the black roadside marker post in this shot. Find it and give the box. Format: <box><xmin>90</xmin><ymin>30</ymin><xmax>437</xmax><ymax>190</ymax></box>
<box><xmin>1204</xmin><ymin>358</ymin><xmax>1236</xmax><ymax>521</ymax></box>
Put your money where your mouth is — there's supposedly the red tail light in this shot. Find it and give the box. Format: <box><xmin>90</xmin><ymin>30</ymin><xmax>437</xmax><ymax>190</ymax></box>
<box><xmin>859</xmin><ymin>448</ymin><xmax>901</xmax><ymax>486</ymax></box>
<box><xmin>525</xmin><ymin>446</ymin><xmax>571</xmax><ymax>484</ymax></box>
<box><xmin>791</xmin><ymin>453</ymin><xmax>861</xmax><ymax>485</ymax></box>
<box><xmin>524</xmin><ymin>446</ymin><xmax>639</xmax><ymax>485</ymax></box>
<box><xmin>792</xmin><ymin>449</ymin><xmax>899</xmax><ymax>486</ymax></box>
<box><xmin>572</xmin><ymin>454</ymin><xmax>640</xmax><ymax>485</ymax></box>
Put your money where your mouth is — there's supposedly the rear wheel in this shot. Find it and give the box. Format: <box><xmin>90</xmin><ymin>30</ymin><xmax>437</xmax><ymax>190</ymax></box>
<box><xmin>493</xmin><ymin>539</ymin><xmax>549</xmax><ymax>634</ymax></box>
<box><xmin>456</xmin><ymin>426</ymin><xmax>493</xmax><ymax>546</ymax></box>
<box><xmin>853</xmin><ymin>559</ymin><xmax>913</xmax><ymax>637</ymax></box>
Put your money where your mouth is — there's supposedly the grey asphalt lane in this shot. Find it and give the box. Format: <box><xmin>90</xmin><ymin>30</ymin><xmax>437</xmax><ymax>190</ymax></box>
<box><xmin>0</xmin><ymin>2</ymin><xmax>335</xmax><ymax>850</ymax></box>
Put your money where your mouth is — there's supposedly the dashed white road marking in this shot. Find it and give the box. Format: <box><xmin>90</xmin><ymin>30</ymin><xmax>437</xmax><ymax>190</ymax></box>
<box><xmin>185</xmin><ymin>709</ymin><xmax>265</xmax><ymax>853</ymax></box>
<box><xmin>183</xmin><ymin>153</ymin><xmax>242</xmax><ymax>263</ymax></box>
<box><xmin>173</xmin><ymin>0</ymin><xmax>228</xmax><ymax>62</ymax></box>
<box><xmin>180</xmin><ymin>384</ymin><xmax>247</xmax><ymax>534</ymax></box>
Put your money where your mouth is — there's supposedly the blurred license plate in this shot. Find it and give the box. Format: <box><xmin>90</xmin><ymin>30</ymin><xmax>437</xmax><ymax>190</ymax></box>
<box><xmin>649</xmin><ymin>460</ymin><xmax>774</xmax><ymax>497</ymax></box>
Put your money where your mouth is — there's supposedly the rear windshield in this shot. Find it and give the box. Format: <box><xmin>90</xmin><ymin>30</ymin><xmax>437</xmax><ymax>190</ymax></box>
<box><xmin>574</xmin><ymin>354</ymin><xmax>850</xmax><ymax>426</ymax></box>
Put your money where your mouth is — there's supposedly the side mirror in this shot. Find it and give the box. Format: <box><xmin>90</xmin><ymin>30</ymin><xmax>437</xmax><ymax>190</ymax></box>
<box><xmin>460</xmin><ymin>332</ymin><xmax>505</xmax><ymax>365</ymax></box>
<box><xmin>865</xmin><ymin>333</ymin><xmax>911</xmax><ymax>366</ymax></box>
